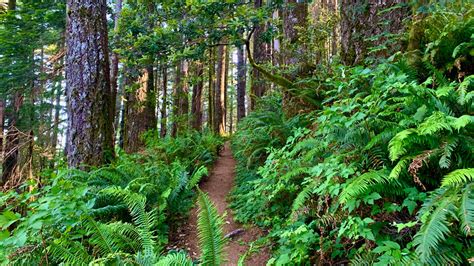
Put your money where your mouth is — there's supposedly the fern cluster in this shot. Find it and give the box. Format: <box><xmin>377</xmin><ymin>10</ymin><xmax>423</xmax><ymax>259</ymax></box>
<box><xmin>230</xmin><ymin>4</ymin><xmax>473</xmax><ymax>264</ymax></box>
<box><xmin>0</xmin><ymin>130</ymin><xmax>224</xmax><ymax>265</ymax></box>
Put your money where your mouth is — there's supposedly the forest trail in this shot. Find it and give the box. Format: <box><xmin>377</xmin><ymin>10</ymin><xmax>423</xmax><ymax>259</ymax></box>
<box><xmin>169</xmin><ymin>142</ymin><xmax>270</xmax><ymax>265</ymax></box>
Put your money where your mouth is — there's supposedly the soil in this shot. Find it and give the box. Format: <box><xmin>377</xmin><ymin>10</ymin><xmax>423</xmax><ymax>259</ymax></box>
<box><xmin>167</xmin><ymin>142</ymin><xmax>271</xmax><ymax>265</ymax></box>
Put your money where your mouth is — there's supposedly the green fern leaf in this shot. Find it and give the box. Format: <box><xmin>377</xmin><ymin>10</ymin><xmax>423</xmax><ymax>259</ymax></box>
<box><xmin>340</xmin><ymin>169</ymin><xmax>392</xmax><ymax>203</ymax></box>
<box><xmin>197</xmin><ymin>189</ymin><xmax>227</xmax><ymax>266</ymax></box>
<box><xmin>441</xmin><ymin>168</ymin><xmax>474</xmax><ymax>187</ymax></box>
<box><xmin>460</xmin><ymin>183</ymin><xmax>474</xmax><ymax>236</ymax></box>
<box><xmin>389</xmin><ymin>129</ymin><xmax>416</xmax><ymax>161</ymax></box>
<box><xmin>155</xmin><ymin>252</ymin><xmax>193</xmax><ymax>266</ymax></box>
<box><xmin>414</xmin><ymin>197</ymin><xmax>457</xmax><ymax>264</ymax></box>
<box><xmin>187</xmin><ymin>166</ymin><xmax>209</xmax><ymax>189</ymax></box>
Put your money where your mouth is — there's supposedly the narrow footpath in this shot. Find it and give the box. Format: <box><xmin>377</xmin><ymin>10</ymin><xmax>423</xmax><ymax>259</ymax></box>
<box><xmin>169</xmin><ymin>142</ymin><xmax>270</xmax><ymax>265</ymax></box>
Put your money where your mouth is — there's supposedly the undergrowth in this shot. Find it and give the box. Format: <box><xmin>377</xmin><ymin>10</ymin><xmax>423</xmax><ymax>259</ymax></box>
<box><xmin>0</xmin><ymin>130</ymin><xmax>224</xmax><ymax>265</ymax></box>
<box><xmin>231</xmin><ymin>4</ymin><xmax>474</xmax><ymax>265</ymax></box>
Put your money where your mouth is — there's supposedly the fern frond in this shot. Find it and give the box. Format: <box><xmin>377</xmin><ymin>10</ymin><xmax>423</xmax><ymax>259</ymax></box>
<box><xmin>389</xmin><ymin>129</ymin><xmax>417</xmax><ymax>161</ymax></box>
<box><xmin>291</xmin><ymin>182</ymin><xmax>316</xmax><ymax>216</ymax></box>
<box><xmin>340</xmin><ymin>169</ymin><xmax>392</xmax><ymax>203</ymax></box>
<box><xmin>187</xmin><ymin>166</ymin><xmax>209</xmax><ymax>189</ymax></box>
<box><xmin>414</xmin><ymin>196</ymin><xmax>457</xmax><ymax>264</ymax></box>
<box><xmin>197</xmin><ymin>189</ymin><xmax>227</xmax><ymax>266</ymax></box>
<box><xmin>460</xmin><ymin>183</ymin><xmax>474</xmax><ymax>236</ymax></box>
<box><xmin>49</xmin><ymin>239</ymin><xmax>92</xmax><ymax>265</ymax></box>
<box><xmin>155</xmin><ymin>252</ymin><xmax>193</xmax><ymax>266</ymax></box>
<box><xmin>441</xmin><ymin>168</ymin><xmax>474</xmax><ymax>187</ymax></box>
<box><xmin>417</xmin><ymin>112</ymin><xmax>452</xmax><ymax>136</ymax></box>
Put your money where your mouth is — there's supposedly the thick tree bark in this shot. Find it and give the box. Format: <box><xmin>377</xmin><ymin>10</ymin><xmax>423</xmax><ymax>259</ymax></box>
<box><xmin>110</xmin><ymin>0</ymin><xmax>123</xmax><ymax>141</ymax></box>
<box><xmin>214</xmin><ymin>45</ymin><xmax>228</xmax><ymax>135</ymax></box>
<box><xmin>236</xmin><ymin>44</ymin><xmax>246</xmax><ymax>121</ymax></box>
<box><xmin>171</xmin><ymin>61</ymin><xmax>182</xmax><ymax>137</ymax></box>
<box><xmin>65</xmin><ymin>0</ymin><xmax>114</xmax><ymax>168</ymax></box>
<box><xmin>340</xmin><ymin>0</ymin><xmax>408</xmax><ymax>65</ymax></box>
<box><xmin>208</xmin><ymin>49</ymin><xmax>215</xmax><ymax>131</ymax></box>
<box><xmin>250</xmin><ymin>0</ymin><xmax>271</xmax><ymax>110</ymax></box>
<box><xmin>160</xmin><ymin>65</ymin><xmax>168</xmax><ymax>137</ymax></box>
<box><xmin>180</xmin><ymin>61</ymin><xmax>190</xmax><ymax>124</ymax></box>
<box><xmin>191</xmin><ymin>62</ymin><xmax>204</xmax><ymax>131</ymax></box>
<box><xmin>123</xmin><ymin>66</ymin><xmax>157</xmax><ymax>153</ymax></box>
<box><xmin>281</xmin><ymin>0</ymin><xmax>308</xmax><ymax>66</ymax></box>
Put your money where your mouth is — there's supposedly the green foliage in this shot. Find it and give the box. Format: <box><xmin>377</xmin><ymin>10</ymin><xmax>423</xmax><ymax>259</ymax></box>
<box><xmin>0</xmin><ymin>131</ymin><xmax>223</xmax><ymax>265</ymax></box>
<box><xmin>197</xmin><ymin>189</ymin><xmax>227</xmax><ymax>266</ymax></box>
<box><xmin>230</xmin><ymin>6</ymin><xmax>474</xmax><ymax>264</ymax></box>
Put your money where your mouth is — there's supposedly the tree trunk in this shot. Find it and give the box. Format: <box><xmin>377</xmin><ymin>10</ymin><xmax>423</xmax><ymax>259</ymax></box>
<box><xmin>340</xmin><ymin>0</ymin><xmax>408</xmax><ymax>65</ymax></box>
<box><xmin>110</xmin><ymin>0</ymin><xmax>123</xmax><ymax>142</ymax></box>
<box><xmin>1</xmin><ymin>0</ymin><xmax>20</xmax><ymax>186</ymax></box>
<box><xmin>0</xmin><ymin>100</ymin><xmax>4</xmax><ymax>164</ymax></box>
<box><xmin>237</xmin><ymin>44</ymin><xmax>246</xmax><ymax>121</ymax></box>
<box><xmin>7</xmin><ymin>0</ymin><xmax>15</xmax><ymax>11</ymax></box>
<box><xmin>208</xmin><ymin>49</ymin><xmax>215</xmax><ymax>131</ymax></box>
<box><xmin>191</xmin><ymin>62</ymin><xmax>204</xmax><ymax>131</ymax></box>
<box><xmin>65</xmin><ymin>0</ymin><xmax>114</xmax><ymax>168</ymax></box>
<box><xmin>250</xmin><ymin>0</ymin><xmax>270</xmax><ymax>110</ymax></box>
<box><xmin>123</xmin><ymin>66</ymin><xmax>157</xmax><ymax>153</ymax></box>
<box><xmin>171</xmin><ymin>61</ymin><xmax>182</xmax><ymax>137</ymax></box>
<box><xmin>1</xmin><ymin>93</ymin><xmax>22</xmax><ymax>186</ymax></box>
<box><xmin>180</xmin><ymin>61</ymin><xmax>190</xmax><ymax>125</ymax></box>
<box><xmin>160</xmin><ymin>65</ymin><xmax>168</xmax><ymax>137</ymax></box>
<box><xmin>281</xmin><ymin>0</ymin><xmax>308</xmax><ymax>66</ymax></box>
<box><xmin>214</xmin><ymin>45</ymin><xmax>228</xmax><ymax>135</ymax></box>
<box><xmin>49</xmin><ymin>84</ymin><xmax>62</xmax><ymax>168</ymax></box>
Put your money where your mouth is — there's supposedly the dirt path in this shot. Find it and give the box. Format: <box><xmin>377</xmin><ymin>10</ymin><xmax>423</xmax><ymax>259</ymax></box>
<box><xmin>169</xmin><ymin>142</ymin><xmax>270</xmax><ymax>265</ymax></box>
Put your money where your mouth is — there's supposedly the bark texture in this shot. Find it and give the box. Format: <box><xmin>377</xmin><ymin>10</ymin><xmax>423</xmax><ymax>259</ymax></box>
<box><xmin>110</xmin><ymin>0</ymin><xmax>123</xmax><ymax>139</ymax></box>
<box><xmin>208</xmin><ymin>49</ymin><xmax>215</xmax><ymax>131</ymax></box>
<box><xmin>250</xmin><ymin>0</ymin><xmax>271</xmax><ymax>110</ymax></box>
<box><xmin>340</xmin><ymin>0</ymin><xmax>408</xmax><ymax>65</ymax></box>
<box><xmin>214</xmin><ymin>45</ymin><xmax>228</xmax><ymax>134</ymax></box>
<box><xmin>123</xmin><ymin>66</ymin><xmax>157</xmax><ymax>153</ymax></box>
<box><xmin>236</xmin><ymin>44</ymin><xmax>246</xmax><ymax>121</ymax></box>
<box><xmin>172</xmin><ymin>61</ymin><xmax>189</xmax><ymax>137</ymax></box>
<box><xmin>160</xmin><ymin>66</ymin><xmax>168</xmax><ymax>138</ymax></box>
<box><xmin>191</xmin><ymin>62</ymin><xmax>204</xmax><ymax>131</ymax></box>
<box><xmin>281</xmin><ymin>0</ymin><xmax>308</xmax><ymax>66</ymax></box>
<box><xmin>65</xmin><ymin>0</ymin><xmax>114</xmax><ymax>168</ymax></box>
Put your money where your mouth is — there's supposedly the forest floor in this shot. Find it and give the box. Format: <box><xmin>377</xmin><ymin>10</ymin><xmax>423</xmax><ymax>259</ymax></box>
<box><xmin>168</xmin><ymin>142</ymin><xmax>270</xmax><ymax>265</ymax></box>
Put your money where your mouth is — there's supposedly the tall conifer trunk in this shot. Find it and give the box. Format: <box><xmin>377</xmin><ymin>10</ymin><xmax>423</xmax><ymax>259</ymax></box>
<box><xmin>160</xmin><ymin>65</ymin><xmax>168</xmax><ymax>137</ymax></box>
<box><xmin>250</xmin><ymin>0</ymin><xmax>270</xmax><ymax>110</ymax></box>
<box><xmin>65</xmin><ymin>0</ymin><xmax>114</xmax><ymax>168</ymax></box>
<box><xmin>191</xmin><ymin>62</ymin><xmax>204</xmax><ymax>131</ymax></box>
<box><xmin>214</xmin><ymin>45</ymin><xmax>228</xmax><ymax>134</ymax></box>
<box><xmin>2</xmin><ymin>0</ymin><xmax>21</xmax><ymax>185</ymax></box>
<box><xmin>123</xmin><ymin>66</ymin><xmax>157</xmax><ymax>152</ymax></box>
<box><xmin>237</xmin><ymin>44</ymin><xmax>246</xmax><ymax>121</ymax></box>
<box><xmin>110</xmin><ymin>0</ymin><xmax>123</xmax><ymax>141</ymax></box>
